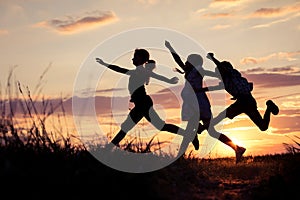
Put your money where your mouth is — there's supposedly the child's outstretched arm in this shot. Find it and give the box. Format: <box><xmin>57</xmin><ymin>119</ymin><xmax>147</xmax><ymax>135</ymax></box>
<box><xmin>200</xmin><ymin>68</ymin><xmax>219</xmax><ymax>78</ymax></box>
<box><xmin>150</xmin><ymin>71</ymin><xmax>179</xmax><ymax>84</ymax></box>
<box><xmin>165</xmin><ymin>40</ymin><xmax>186</xmax><ymax>71</ymax></box>
<box><xmin>96</xmin><ymin>58</ymin><xmax>129</xmax><ymax>74</ymax></box>
<box><xmin>201</xmin><ymin>82</ymin><xmax>224</xmax><ymax>92</ymax></box>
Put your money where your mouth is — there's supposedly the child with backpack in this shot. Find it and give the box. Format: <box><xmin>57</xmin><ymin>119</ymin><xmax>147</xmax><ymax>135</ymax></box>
<box><xmin>200</xmin><ymin>52</ymin><xmax>280</xmax><ymax>162</ymax></box>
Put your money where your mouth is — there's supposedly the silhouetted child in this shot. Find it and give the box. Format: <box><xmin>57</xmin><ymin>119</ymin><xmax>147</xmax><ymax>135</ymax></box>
<box><xmin>165</xmin><ymin>41</ymin><xmax>223</xmax><ymax>150</ymax></box>
<box><xmin>96</xmin><ymin>49</ymin><xmax>185</xmax><ymax>149</ymax></box>
<box><xmin>202</xmin><ymin>52</ymin><xmax>280</xmax><ymax>163</ymax></box>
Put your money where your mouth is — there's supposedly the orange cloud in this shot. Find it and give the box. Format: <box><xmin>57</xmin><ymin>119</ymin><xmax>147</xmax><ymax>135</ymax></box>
<box><xmin>210</xmin><ymin>0</ymin><xmax>242</xmax><ymax>8</ymax></box>
<box><xmin>137</xmin><ymin>0</ymin><xmax>159</xmax><ymax>5</ymax></box>
<box><xmin>211</xmin><ymin>24</ymin><xmax>231</xmax><ymax>30</ymax></box>
<box><xmin>240</xmin><ymin>51</ymin><xmax>300</xmax><ymax>64</ymax></box>
<box><xmin>202</xmin><ymin>12</ymin><xmax>233</xmax><ymax>19</ymax></box>
<box><xmin>211</xmin><ymin>0</ymin><xmax>240</xmax><ymax>5</ymax></box>
<box><xmin>35</xmin><ymin>10</ymin><xmax>118</xmax><ymax>34</ymax></box>
<box><xmin>250</xmin><ymin>2</ymin><xmax>300</xmax><ymax>18</ymax></box>
<box><xmin>0</xmin><ymin>29</ymin><xmax>9</xmax><ymax>35</ymax></box>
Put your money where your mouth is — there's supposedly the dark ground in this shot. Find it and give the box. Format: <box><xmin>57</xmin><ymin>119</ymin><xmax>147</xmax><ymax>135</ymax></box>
<box><xmin>1</xmin><ymin>145</ymin><xmax>299</xmax><ymax>200</ymax></box>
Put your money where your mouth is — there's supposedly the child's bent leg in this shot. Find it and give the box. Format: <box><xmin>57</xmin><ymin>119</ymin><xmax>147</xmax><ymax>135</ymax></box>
<box><xmin>246</xmin><ymin>99</ymin><xmax>278</xmax><ymax>131</ymax></box>
<box><xmin>111</xmin><ymin>107</ymin><xmax>143</xmax><ymax>146</ymax></box>
<box><xmin>146</xmin><ymin>106</ymin><xmax>185</xmax><ymax>135</ymax></box>
<box><xmin>266</xmin><ymin>100</ymin><xmax>279</xmax><ymax>115</ymax></box>
<box><xmin>247</xmin><ymin>109</ymin><xmax>270</xmax><ymax>131</ymax></box>
<box><xmin>209</xmin><ymin>127</ymin><xmax>246</xmax><ymax>164</ymax></box>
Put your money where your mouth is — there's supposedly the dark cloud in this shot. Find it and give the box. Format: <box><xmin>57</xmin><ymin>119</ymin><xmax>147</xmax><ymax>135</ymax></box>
<box><xmin>243</xmin><ymin>67</ymin><xmax>265</xmax><ymax>73</ymax></box>
<box><xmin>267</xmin><ymin>66</ymin><xmax>300</xmax><ymax>74</ymax></box>
<box><xmin>250</xmin><ymin>2</ymin><xmax>300</xmax><ymax>18</ymax></box>
<box><xmin>252</xmin><ymin>8</ymin><xmax>282</xmax><ymax>17</ymax></box>
<box><xmin>243</xmin><ymin>65</ymin><xmax>300</xmax><ymax>75</ymax></box>
<box><xmin>244</xmin><ymin>73</ymin><xmax>300</xmax><ymax>88</ymax></box>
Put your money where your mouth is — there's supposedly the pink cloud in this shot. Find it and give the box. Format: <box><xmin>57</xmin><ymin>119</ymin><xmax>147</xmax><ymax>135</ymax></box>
<box><xmin>35</xmin><ymin>10</ymin><xmax>118</xmax><ymax>34</ymax></box>
<box><xmin>243</xmin><ymin>73</ymin><xmax>300</xmax><ymax>88</ymax></box>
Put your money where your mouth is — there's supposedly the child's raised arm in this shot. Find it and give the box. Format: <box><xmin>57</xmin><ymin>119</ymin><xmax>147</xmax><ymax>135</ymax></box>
<box><xmin>96</xmin><ymin>58</ymin><xmax>129</xmax><ymax>74</ymax></box>
<box><xmin>165</xmin><ymin>40</ymin><xmax>186</xmax><ymax>71</ymax></box>
<box><xmin>206</xmin><ymin>53</ymin><xmax>221</xmax><ymax>66</ymax></box>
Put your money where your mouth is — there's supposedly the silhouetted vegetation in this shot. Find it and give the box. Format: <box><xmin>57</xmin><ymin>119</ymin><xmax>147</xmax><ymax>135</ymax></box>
<box><xmin>1</xmin><ymin>69</ymin><xmax>299</xmax><ymax>199</ymax></box>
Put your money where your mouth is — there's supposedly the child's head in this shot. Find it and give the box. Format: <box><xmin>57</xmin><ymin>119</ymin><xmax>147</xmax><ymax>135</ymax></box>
<box><xmin>186</xmin><ymin>54</ymin><xmax>203</xmax><ymax>68</ymax></box>
<box><xmin>132</xmin><ymin>48</ymin><xmax>150</xmax><ymax>66</ymax></box>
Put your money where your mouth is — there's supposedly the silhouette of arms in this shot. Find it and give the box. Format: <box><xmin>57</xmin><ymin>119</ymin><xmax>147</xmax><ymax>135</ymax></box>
<box><xmin>199</xmin><ymin>68</ymin><xmax>219</xmax><ymax>78</ymax></box>
<box><xmin>201</xmin><ymin>82</ymin><xmax>224</xmax><ymax>92</ymax></box>
<box><xmin>150</xmin><ymin>71</ymin><xmax>179</xmax><ymax>84</ymax></box>
<box><xmin>206</xmin><ymin>53</ymin><xmax>221</xmax><ymax>66</ymax></box>
<box><xmin>165</xmin><ymin>40</ymin><xmax>186</xmax><ymax>71</ymax></box>
<box><xmin>96</xmin><ymin>58</ymin><xmax>129</xmax><ymax>74</ymax></box>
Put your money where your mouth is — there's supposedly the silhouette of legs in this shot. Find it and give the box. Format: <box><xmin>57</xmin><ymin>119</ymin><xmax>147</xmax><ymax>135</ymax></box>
<box><xmin>206</xmin><ymin>126</ymin><xmax>246</xmax><ymax>163</ymax></box>
<box><xmin>145</xmin><ymin>106</ymin><xmax>182</xmax><ymax>134</ymax></box>
<box><xmin>192</xmin><ymin>118</ymin><xmax>211</xmax><ymax>150</ymax></box>
<box><xmin>194</xmin><ymin>116</ymin><xmax>247</xmax><ymax>163</ymax></box>
<box><xmin>111</xmin><ymin>106</ymin><xmax>144</xmax><ymax>146</ymax></box>
<box><xmin>177</xmin><ymin>114</ymin><xmax>199</xmax><ymax>153</ymax></box>
<box><xmin>195</xmin><ymin>96</ymin><xmax>279</xmax><ymax>163</ymax></box>
<box><xmin>110</xmin><ymin>95</ymin><xmax>186</xmax><ymax>148</ymax></box>
<box><xmin>196</xmin><ymin>118</ymin><xmax>210</xmax><ymax>134</ymax></box>
<box><xmin>192</xmin><ymin>135</ymin><xmax>199</xmax><ymax>150</ymax></box>
<box><xmin>209</xmin><ymin>97</ymin><xmax>279</xmax><ymax>132</ymax></box>
<box><xmin>266</xmin><ymin>100</ymin><xmax>279</xmax><ymax>115</ymax></box>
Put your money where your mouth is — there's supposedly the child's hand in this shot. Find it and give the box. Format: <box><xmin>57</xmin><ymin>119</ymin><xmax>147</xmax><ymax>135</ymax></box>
<box><xmin>169</xmin><ymin>76</ymin><xmax>179</xmax><ymax>84</ymax></box>
<box><xmin>206</xmin><ymin>53</ymin><xmax>214</xmax><ymax>60</ymax></box>
<box><xmin>96</xmin><ymin>58</ymin><xmax>105</xmax><ymax>65</ymax></box>
<box><xmin>165</xmin><ymin>40</ymin><xmax>172</xmax><ymax>49</ymax></box>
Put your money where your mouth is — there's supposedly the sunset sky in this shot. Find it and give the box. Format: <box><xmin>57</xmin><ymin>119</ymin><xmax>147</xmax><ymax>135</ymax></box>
<box><xmin>1</xmin><ymin>0</ymin><xmax>300</xmax><ymax>158</ymax></box>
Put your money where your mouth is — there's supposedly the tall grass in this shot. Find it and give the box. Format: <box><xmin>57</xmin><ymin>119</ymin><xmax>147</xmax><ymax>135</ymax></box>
<box><xmin>283</xmin><ymin>135</ymin><xmax>300</xmax><ymax>154</ymax></box>
<box><xmin>0</xmin><ymin>66</ymin><xmax>84</xmax><ymax>155</ymax></box>
<box><xmin>0</xmin><ymin>66</ymin><xmax>174</xmax><ymax>158</ymax></box>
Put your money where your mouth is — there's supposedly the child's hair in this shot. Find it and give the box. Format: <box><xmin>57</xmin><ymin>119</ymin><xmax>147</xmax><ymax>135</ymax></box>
<box><xmin>145</xmin><ymin>60</ymin><xmax>156</xmax><ymax>85</ymax></box>
<box><xmin>145</xmin><ymin>59</ymin><xmax>156</xmax><ymax>71</ymax></box>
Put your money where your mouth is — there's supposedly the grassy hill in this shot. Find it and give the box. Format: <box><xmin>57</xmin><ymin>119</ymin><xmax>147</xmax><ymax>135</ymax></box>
<box><xmin>1</xmin><ymin>142</ymin><xmax>299</xmax><ymax>200</ymax></box>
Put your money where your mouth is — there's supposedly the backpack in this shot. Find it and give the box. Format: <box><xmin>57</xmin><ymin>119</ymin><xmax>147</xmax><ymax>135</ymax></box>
<box><xmin>218</xmin><ymin>62</ymin><xmax>253</xmax><ymax>99</ymax></box>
